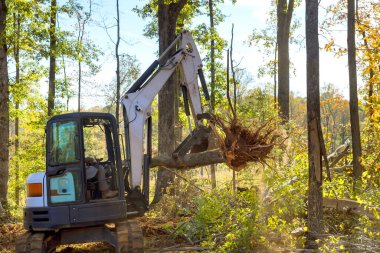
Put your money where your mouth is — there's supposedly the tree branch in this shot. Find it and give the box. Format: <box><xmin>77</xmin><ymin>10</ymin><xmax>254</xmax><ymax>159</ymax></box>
<box><xmin>230</xmin><ymin>24</ymin><xmax>237</xmax><ymax>114</ymax></box>
<box><xmin>226</xmin><ymin>49</ymin><xmax>234</xmax><ymax>117</ymax></box>
<box><xmin>323</xmin><ymin>197</ymin><xmax>380</xmax><ymax>220</ymax></box>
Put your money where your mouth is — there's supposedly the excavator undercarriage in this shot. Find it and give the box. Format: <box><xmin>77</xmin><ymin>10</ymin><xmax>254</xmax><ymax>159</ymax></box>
<box><xmin>16</xmin><ymin>219</ymin><xmax>143</xmax><ymax>253</ymax></box>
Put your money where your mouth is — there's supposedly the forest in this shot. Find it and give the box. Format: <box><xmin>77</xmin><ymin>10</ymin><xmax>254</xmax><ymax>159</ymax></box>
<box><xmin>1</xmin><ymin>0</ymin><xmax>380</xmax><ymax>252</ymax></box>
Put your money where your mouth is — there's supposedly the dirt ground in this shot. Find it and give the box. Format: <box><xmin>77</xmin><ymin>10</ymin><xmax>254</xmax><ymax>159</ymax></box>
<box><xmin>0</xmin><ymin>223</ymin><xmax>24</xmax><ymax>253</ymax></box>
<box><xmin>0</xmin><ymin>222</ymin><xmax>113</xmax><ymax>252</ymax></box>
<box><xmin>0</xmin><ymin>220</ymin><xmax>185</xmax><ymax>253</ymax></box>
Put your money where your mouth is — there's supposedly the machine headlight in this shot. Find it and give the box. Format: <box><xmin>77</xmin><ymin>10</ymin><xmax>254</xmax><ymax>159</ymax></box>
<box><xmin>27</xmin><ymin>183</ymin><xmax>43</xmax><ymax>197</ymax></box>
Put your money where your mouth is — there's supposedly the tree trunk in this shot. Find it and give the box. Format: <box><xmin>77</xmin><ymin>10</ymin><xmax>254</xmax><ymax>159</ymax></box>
<box><xmin>306</xmin><ymin>0</ymin><xmax>323</xmax><ymax>248</ymax></box>
<box><xmin>115</xmin><ymin>0</ymin><xmax>120</xmax><ymax>127</ymax></box>
<box><xmin>13</xmin><ymin>12</ymin><xmax>20</xmax><ymax>205</ymax></box>
<box><xmin>48</xmin><ymin>0</ymin><xmax>57</xmax><ymax>117</ymax></box>
<box><xmin>347</xmin><ymin>0</ymin><xmax>362</xmax><ymax>180</ymax></box>
<box><xmin>0</xmin><ymin>0</ymin><xmax>9</xmax><ymax>210</ymax></box>
<box><xmin>152</xmin><ymin>0</ymin><xmax>187</xmax><ymax>204</ymax></box>
<box><xmin>274</xmin><ymin>42</ymin><xmax>278</xmax><ymax>107</ymax></box>
<box><xmin>355</xmin><ymin>1</ymin><xmax>374</xmax><ymax>123</ymax></box>
<box><xmin>209</xmin><ymin>0</ymin><xmax>215</xmax><ymax>110</ymax></box>
<box><xmin>14</xmin><ymin>104</ymin><xmax>19</xmax><ymax>205</ymax></box>
<box><xmin>355</xmin><ymin>0</ymin><xmax>374</xmax><ymax>130</ymax></box>
<box><xmin>232</xmin><ymin>170</ymin><xmax>236</xmax><ymax>191</ymax></box>
<box><xmin>366</xmin><ymin>48</ymin><xmax>374</xmax><ymax>121</ymax></box>
<box><xmin>76</xmin><ymin>1</ymin><xmax>91</xmax><ymax>113</ymax></box>
<box><xmin>208</xmin><ymin>0</ymin><xmax>216</xmax><ymax>189</ymax></box>
<box><xmin>277</xmin><ymin>0</ymin><xmax>294</xmax><ymax>122</ymax></box>
<box><xmin>78</xmin><ymin>61</ymin><xmax>81</xmax><ymax>112</ymax></box>
<box><xmin>62</xmin><ymin>56</ymin><xmax>69</xmax><ymax>111</ymax></box>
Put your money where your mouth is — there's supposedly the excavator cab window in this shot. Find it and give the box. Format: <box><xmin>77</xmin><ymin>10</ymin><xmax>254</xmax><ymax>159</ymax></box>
<box><xmin>49</xmin><ymin>121</ymin><xmax>80</xmax><ymax>165</ymax></box>
<box><xmin>83</xmin><ymin>118</ymin><xmax>119</xmax><ymax>200</ymax></box>
<box><xmin>83</xmin><ymin>119</ymin><xmax>110</xmax><ymax>161</ymax></box>
<box><xmin>47</xmin><ymin>120</ymin><xmax>82</xmax><ymax>204</ymax></box>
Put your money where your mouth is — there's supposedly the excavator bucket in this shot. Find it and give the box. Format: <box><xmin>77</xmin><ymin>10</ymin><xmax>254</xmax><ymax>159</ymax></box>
<box><xmin>172</xmin><ymin>125</ymin><xmax>211</xmax><ymax>160</ymax></box>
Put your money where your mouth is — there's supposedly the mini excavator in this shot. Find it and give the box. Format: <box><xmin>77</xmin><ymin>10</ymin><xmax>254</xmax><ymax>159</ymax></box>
<box><xmin>16</xmin><ymin>30</ymin><xmax>211</xmax><ymax>253</ymax></box>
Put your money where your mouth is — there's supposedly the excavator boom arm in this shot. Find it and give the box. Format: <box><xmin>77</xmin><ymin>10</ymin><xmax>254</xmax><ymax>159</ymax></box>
<box><xmin>121</xmin><ymin>31</ymin><xmax>209</xmax><ymax>193</ymax></box>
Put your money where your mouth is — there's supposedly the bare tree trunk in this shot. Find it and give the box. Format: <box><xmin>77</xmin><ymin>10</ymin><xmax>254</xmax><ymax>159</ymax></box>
<box><xmin>229</xmin><ymin>24</ymin><xmax>239</xmax><ymax>192</ymax></box>
<box><xmin>56</xmin><ymin>14</ymin><xmax>70</xmax><ymax>111</ymax></box>
<box><xmin>209</xmin><ymin>0</ymin><xmax>215</xmax><ymax>110</ymax></box>
<box><xmin>78</xmin><ymin>61</ymin><xmax>81</xmax><ymax>112</ymax></box>
<box><xmin>356</xmin><ymin>0</ymin><xmax>374</xmax><ymax>122</ymax></box>
<box><xmin>230</xmin><ymin>24</ymin><xmax>237</xmax><ymax>112</ymax></box>
<box><xmin>209</xmin><ymin>166</ymin><xmax>216</xmax><ymax>189</ymax></box>
<box><xmin>13</xmin><ymin>12</ymin><xmax>20</xmax><ymax>205</ymax></box>
<box><xmin>48</xmin><ymin>0</ymin><xmax>57</xmax><ymax>116</ymax></box>
<box><xmin>76</xmin><ymin>1</ymin><xmax>92</xmax><ymax>113</ymax></box>
<box><xmin>366</xmin><ymin>49</ymin><xmax>374</xmax><ymax>120</ymax></box>
<box><xmin>226</xmin><ymin>50</ymin><xmax>234</xmax><ymax>115</ymax></box>
<box><xmin>62</xmin><ymin>56</ymin><xmax>69</xmax><ymax>111</ymax></box>
<box><xmin>277</xmin><ymin>0</ymin><xmax>294</xmax><ymax>122</ymax></box>
<box><xmin>347</xmin><ymin>0</ymin><xmax>362</xmax><ymax>180</ymax></box>
<box><xmin>14</xmin><ymin>104</ymin><xmax>19</xmax><ymax>205</ymax></box>
<box><xmin>115</xmin><ymin>0</ymin><xmax>120</xmax><ymax>127</ymax></box>
<box><xmin>153</xmin><ymin>0</ymin><xmax>187</xmax><ymax>204</ymax></box>
<box><xmin>306</xmin><ymin>0</ymin><xmax>323</xmax><ymax>248</ymax></box>
<box><xmin>208</xmin><ymin>0</ymin><xmax>216</xmax><ymax>189</ymax></box>
<box><xmin>0</xmin><ymin>0</ymin><xmax>9</xmax><ymax>210</ymax></box>
<box><xmin>274</xmin><ymin>42</ymin><xmax>278</xmax><ymax>108</ymax></box>
<box><xmin>232</xmin><ymin>171</ymin><xmax>236</xmax><ymax>191</ymax></box>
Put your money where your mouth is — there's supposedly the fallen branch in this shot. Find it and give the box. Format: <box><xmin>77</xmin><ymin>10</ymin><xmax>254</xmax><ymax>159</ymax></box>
<box><xmin>323</xmin><ymin>140</ymin><xmax>350</xmax><ymax>168</ymax></box>
<box><xmin>323</xmin><ymin>197</ymin><xmax>380</xmax><ymax>220</ymax></box>
<box><xmin>150</xmin><ymin>149</ymin><xmax>225</xmax><ymax>169</ymax></box>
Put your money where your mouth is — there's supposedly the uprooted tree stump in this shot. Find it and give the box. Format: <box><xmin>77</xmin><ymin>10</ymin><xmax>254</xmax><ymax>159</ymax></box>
<box><xmin>209</xmin><ymin>114</ymin><xmax>280</xmax><ymax>171</ymax></box>
<box><xmin>151</xmin><ymin>115</ymin><xmax>281</xmax><ymax>171</ymax></box>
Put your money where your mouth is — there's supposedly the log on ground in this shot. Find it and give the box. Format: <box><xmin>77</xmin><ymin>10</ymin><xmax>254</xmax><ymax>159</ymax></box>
<box><xmin>323</xmin><ymin>197</ymin><xmax>380</xmax><ymax>220</ymax></box>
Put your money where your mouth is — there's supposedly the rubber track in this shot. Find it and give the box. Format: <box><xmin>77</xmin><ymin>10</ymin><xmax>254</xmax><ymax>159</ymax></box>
<box><xmin>16</xmin><ymin>232</ymin><xmax>46</xmax><ymax>253</ymax></box>
<box><xmin>116</xmin><ymin>219</ymin><xmax>144</xmax><ymax>253</ymax></box>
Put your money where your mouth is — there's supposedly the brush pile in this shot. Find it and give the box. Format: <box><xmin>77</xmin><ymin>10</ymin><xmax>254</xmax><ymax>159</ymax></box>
<box><xmin>210</xmin><ymin>115</ymin><xmax>280</xmax><ymax>171</ymax></box>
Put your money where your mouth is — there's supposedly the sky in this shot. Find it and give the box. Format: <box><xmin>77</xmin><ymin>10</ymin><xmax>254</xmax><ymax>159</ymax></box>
<box><xmin>68</xmin><ymin>0</ymin><xmax>351</xmax><ymax>110</ymax></box>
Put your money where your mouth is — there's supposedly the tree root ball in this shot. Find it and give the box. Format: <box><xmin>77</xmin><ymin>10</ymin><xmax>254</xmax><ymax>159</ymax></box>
<box><xmin>210</xmin><ymin>115</ymin><xmax>280</xmax><ymax>171</ymax></box>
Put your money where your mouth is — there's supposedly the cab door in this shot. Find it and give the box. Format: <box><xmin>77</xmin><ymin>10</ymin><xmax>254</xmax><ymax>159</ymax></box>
<box><xmin>46</xmin><ymin>120</ymin><xmax>85</xmax><ymax>205</ymax></box>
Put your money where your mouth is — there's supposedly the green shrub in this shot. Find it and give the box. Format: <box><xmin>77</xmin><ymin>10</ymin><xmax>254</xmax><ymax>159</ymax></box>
<box><xmin>176</xmin><ymin>187</ymin><xmax>259</xmax><ymax>252</ymax></box>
